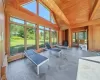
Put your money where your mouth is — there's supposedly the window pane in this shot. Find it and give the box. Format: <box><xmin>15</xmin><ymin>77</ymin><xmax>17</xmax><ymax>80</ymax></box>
<box><xmin>10</xmin><ymin>17</ymin><xmax>24</xmax><ymax>24</ymax></box>
<box><xmin>51</xmin><ymin>31</ymin><xmax>54</xmax><ymax>44</ymax></box>
<box><xmin>73</xmin><ymin>33</ymin><xmax>75</xmax><ymax>42</ymax></box>
<box><xmin>39</xmin><ymin>29</ymin><xmax>45</xmax><ymax>48</ymax></box>
<box><xmin>22</xmin><ymin>1</ymin><xmax>36</xmax><ymax>14</ymax></box>
<box><xmin>10</xmin><ymin>24</ymin><xmax>25</xmax><ymax>56</ymax></box>
<box><xmin>79</xmin><ymin>32</ymin><xmax>84</xmax><ymax>40</ymax></box>
<box><xmin>52</xmin><ymin>31</ymin><xmax>57</xmax><ymax>45</ymax></box>
<box><xmin>85</xmin><ymin>32</ymin><xmax>87</xmax><ymax>44</ymax></box>
<box><xmin>39</xmin><ymin>3</ymin><xmax>50</xmax><ymax>21</ymax></box>
<box><xmin>27</xmin><ymin>22</ymin><xmax>35</xmax><ymax>27</ymax></box>
<box><xmin>51</xmin><ymin>29</ymin><xmax>54</xmax><ymax>31</ymax></box>
<box><xmin>39</xmin><ymin>26</ymin><xmax>44</xmax><ymax>29</ymax></box>
<box><xmin>45</xmin><ymin>30</ymin><xmax>50</xmax><ymax>43</ymax></box>
<box><xmin>76</xmin><ymin>33</ymin><xmax>79</xmax><ymax>39</ymax></box>
<box><xmin>45</xmin><ymin>27</ymin><xmax>49</xmax><ymax>30</ymax></box>
<box><xmin>51</xmin><ymin>16</ymin><xmax>56</xmax><ymax>24</ymax></box>
<box><xmin>27</xmin><ymin>28</ymin><xmax>36</xmax><ymax>49</ymax></box>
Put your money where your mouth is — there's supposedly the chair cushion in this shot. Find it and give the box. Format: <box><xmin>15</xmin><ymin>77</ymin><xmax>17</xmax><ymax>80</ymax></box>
<box><xmin>24</xmin><ymin>49</ymin><xmax>37</xmax><ymax>56</ymax></box>
<box><xmin>45</xmin><ymin>43</ymin><xmax>51</xmax><ymax>49</ymax></box>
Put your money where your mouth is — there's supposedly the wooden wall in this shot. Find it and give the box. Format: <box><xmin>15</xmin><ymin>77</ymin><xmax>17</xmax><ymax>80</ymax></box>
<box><xmin>58</xmin><ymin>30</ymin><xmax>68</xmax><ymax>45</ymax></box>
<box><xmin>58</xmin><ymin>30</ymin><xmax>63</xmax><ymax>45</ymax></box>
<box><xmin>0</xmin><ymin>0</ymin><xmax>5</xmax><ymax>78</ymax></box>
<box><xmin>62</xmin><ymin>29</ymin><xmax>68</xmax><ymax>45</ymax></box>
<box><xmin>88</xmin><ymin>25</ymin><xmax>100</xmax><ymax>51</ymax></box>
<box><xmin>59</xmin><ymin>29</ymin><xmax>72</xmax><ymax>47</ymax></box>
<box><xmin>65</xmin><ymin>29</ymin><xmax>68</xmax><ymax>42</ymax></box>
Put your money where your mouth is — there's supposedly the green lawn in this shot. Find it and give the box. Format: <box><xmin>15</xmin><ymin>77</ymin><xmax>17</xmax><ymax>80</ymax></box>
<box><xmin>10</xmin><ymin>39</ymin><xmax>45</xmax><ymax>47</ymax></box>
<box><xmin>10</xmin><ymin>37</ymin><xmax>57</xmax><ymax>47</ymax></box>
<box><xmin>11</xmin><ymin>39</ymin><xmax>35</xmax><ymax>47</ymax></box>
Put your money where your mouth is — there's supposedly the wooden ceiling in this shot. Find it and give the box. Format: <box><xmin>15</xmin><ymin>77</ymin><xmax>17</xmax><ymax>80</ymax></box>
<box><xmin>42</xmin><ymin>0</ymin><xmax>100</xmax><ymax>29</ymax></box>
<box><xmin>6</xmin><ymin>0</ymin><xmax>32</xmax><ymax>5</ymax></box>
<box><xmin>90</xmin><ymin>0</ymin><xmax>100</xmax><ymax>20</ymax></box>
<box><xmin>54</xmin><ymin>0</ymin><xmax>90</xmax><ymax>24</ymax></box>
<box><xmin>6</xmin><ymin>0</ymin><xmax>100</xmax><ymax>29</ymax></box>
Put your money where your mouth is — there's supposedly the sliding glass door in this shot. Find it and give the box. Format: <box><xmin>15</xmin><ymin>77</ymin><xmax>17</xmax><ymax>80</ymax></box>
<box><xmin>10</xmin><ymin>24</ymin><xmax>25</xmax><ymax>56</ymax></box>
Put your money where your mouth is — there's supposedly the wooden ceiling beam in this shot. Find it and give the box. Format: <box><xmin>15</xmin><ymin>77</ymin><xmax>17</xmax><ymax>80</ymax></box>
<box><xmin>41</xmin><ymin>0</ymin><xmax>70</xmax><ymax>27</ymax></box>
<box><xmin>61</xmin><ymin>19</ymin><xmax>100</xmax><ymax>29</ymax></box>
<box><xmin>90</xmin><ymin>0</ymin><xmax>100</xmax><ymax>20</ymax></box>
<box><xmin>71</xmin><ymin>19</ymin><xmax>100</xmax><ymax>28</ymax></box>
<box><xmin>52</xmin><ymin>12</ymin><xmax>61</xmax><ymax>28</ymax></box>
<box><xmin>6</xmin><ymin>0</ymin><xmax>32</xmax><ymax>5</ymax></box>
<box><xmin>15</xmin><ymin>0</ymin><xmax>20</xmax><ymax>9</ymax></box>
<box><xmin>71</xmin><ymin>27</ymin><xmax>87</xmax><ymax>32</ymax></box>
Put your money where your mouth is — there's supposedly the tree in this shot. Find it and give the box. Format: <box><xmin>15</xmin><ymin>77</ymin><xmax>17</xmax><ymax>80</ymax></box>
<box><xmin>27</xmin><ymin>28</ymin><xmax>36</xmax><ymax>39</ymax></box>
<box><xmin>18</xmin><ymin>26</ymin><xmax>24</xmax><ymax>38</ymax></box>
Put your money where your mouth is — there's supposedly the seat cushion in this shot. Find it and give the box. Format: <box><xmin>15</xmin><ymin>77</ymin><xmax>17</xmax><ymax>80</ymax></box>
<box><xmin>29</xmin><ymin>54</ymin><xmax>48</xmax><ymax>65</ymax></box>
<box><xmin>45</xmin><ymin>43</ymin><xmax>51</xmax><ymax>49</ymax></box>
<box><xmin>24</xmin><ymin>49</ymin><xmax>37</xmax><ymax>56</ymax></box>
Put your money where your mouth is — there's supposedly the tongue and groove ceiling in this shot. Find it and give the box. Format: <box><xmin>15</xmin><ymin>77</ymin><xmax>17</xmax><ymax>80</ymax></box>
<box><xmin>6</xmin><ymin>0</ymin><xmax>100</xmax><ymax>30</ymax></box>
<box><xmin>54</xmin><ymin>0</ymin><xmax>90</xmax><ymax>24</ymax></box>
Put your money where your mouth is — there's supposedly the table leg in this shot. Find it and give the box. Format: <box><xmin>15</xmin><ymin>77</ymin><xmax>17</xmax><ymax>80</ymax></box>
<box><xmin>37</xmin><ymin>65</ymin><xmax>39</xmax><ymax>75</ymax></box>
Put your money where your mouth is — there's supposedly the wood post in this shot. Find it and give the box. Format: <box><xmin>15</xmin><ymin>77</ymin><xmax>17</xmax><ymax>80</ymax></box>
<box><xmin>88</xmin><ymin>26</ymin><xmax>93</xmax><ymax>51</ymax></box>
<box><xmin>5</xmin><ymin>13</ymin><xmax>10</xmax><ymax>56</ymax></box>
<box><xmin>24</xmin><ymin>21</ymin><xmax>27</xmax><ymax>50</ymax></box>
<box><xmin>49</xmin><ymin>29</ymin><xmax>52</xmax><ymax>45</ymax></box>
<box><xmin>68</xmin><ymin>28</ymin><xmax>72</xmax><ymax>47</ymax></box>
<box><xmin>36</xmin><ymin>24</ymin><xmax>39</xmax><ymax>49</ymax></box>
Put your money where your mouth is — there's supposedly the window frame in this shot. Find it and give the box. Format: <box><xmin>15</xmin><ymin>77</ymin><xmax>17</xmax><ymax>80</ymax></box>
<box><xmin>9</xmin><ymin>23</ymin><xmax>25</xmax><ymax>56</ymax></box>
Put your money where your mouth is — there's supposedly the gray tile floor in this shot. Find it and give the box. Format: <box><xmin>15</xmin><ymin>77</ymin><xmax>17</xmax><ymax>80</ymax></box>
<box><xmin>7</xmin><ymin>48</ymin><xmax>100</xmax><ymax>80</ymax></box>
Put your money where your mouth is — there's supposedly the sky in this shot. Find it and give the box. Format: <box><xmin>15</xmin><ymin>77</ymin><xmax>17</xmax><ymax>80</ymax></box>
<box><xmin>22</xmin><ymin>1</ymin><xmax>50</xmax><ymax>21</ymax></box>
<box><xmin>10</xmin><ymin>17</ymin><xmax>24</xmax><ymax>24</ymax></box>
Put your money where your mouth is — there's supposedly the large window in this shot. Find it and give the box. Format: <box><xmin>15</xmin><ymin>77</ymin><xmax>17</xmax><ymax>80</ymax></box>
<box><xmin>51</xmin><ymin>30</ymin><xmax>57</xmax><ymax>45</ymax></box>
<box><xmin>10</xmin><ymin>17</ymin><xmax>24</xmax><ymax>24</ymax></box>
<box><xmin>72</xmin><ymin>33</ymin><xmax>76</xmax><ymax>43</ymax></box>
<box><xmin>21</xmin><ymin>0</ymin><xmax>57</xmax><ymax>24</ymax></box>
<box><xmin>39</xmin><ymin>3</ymin><xmax>50</xmax><ymax>21</ymax></box>
<box><xmin>10</xmin><ymin>24</ymin><xmax>25</xmax><ymax>56</ymax></box>
<box><xmin>45</xmin><ymin>28</ymin><xmax>50</xmax><ymax>43</ymax></box>
<box><xmin>39</xmin><ymin>27</ymin><xmax>50</xmax><ymax>48</ymax></box>
<box><xmin>9</xmin><ymin>15</ymin><xmax>58</xmax><ymax>56</ymax></box>
<box><xmin>27</xmin><ymin>27</ymin><xmax>36</xmax><ymax>50</ymax></box>
<box><xmin>22</xmin><ymin>0</ymin><xmax>37</xmax><ymax>14</ymax></box>
<box><xmin>79</xmin><ymin>31</ymin><xmax>87</xmax><ymax>44</ymax></box>
<box><xmin>79</xmin><ymin>32</ymin><xmax>84</xmax><ymax>40</ymax></box>
<box><xmin>10</xmin><ymin>17</ymin><xmax>37</xmax><ymax>56</ymax></box>
<box><xmin>26</xmin><ymin>22</ymin><xmax>36</xmax><ymax>27</ymax></box>
<box><xmin>39</xmin><ymin>26</ymin><xmax>45</xmax><ymax>48</ymax></box>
